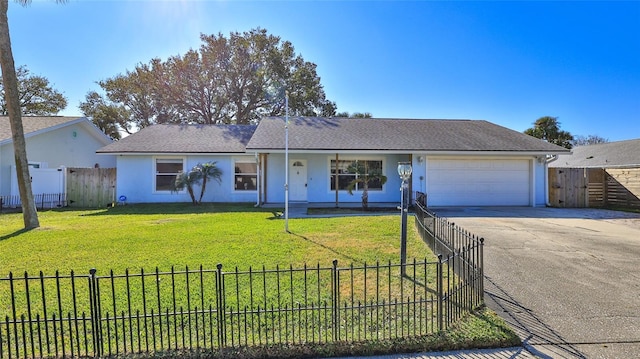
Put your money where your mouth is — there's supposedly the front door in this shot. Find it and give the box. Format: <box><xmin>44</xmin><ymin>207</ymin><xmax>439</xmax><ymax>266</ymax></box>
<box><xmin>289</xmin><ymin>160</ymin><xmax>307</xmax><ymax>201</ymax></box>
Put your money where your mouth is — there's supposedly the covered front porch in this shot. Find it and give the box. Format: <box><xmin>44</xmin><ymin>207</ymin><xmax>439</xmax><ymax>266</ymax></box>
<box><xmin>255</xmin><ymin>152</ymin><xmax>415</xmax><ymax>207</ymax></box>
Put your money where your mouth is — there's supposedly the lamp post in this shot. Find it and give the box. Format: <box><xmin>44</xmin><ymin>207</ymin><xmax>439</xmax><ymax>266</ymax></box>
<box><xmin>397</xmin><ymin>162</ymin><xmax>412</xmax><ymax>276</ymax></box>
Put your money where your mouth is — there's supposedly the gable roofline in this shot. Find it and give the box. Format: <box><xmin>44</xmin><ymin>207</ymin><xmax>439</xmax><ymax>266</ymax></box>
<box><xmin>254</xmin><ymin>149</ymin><xmax>567</xmax><ymax>156</ymax></box>
<box><xmin>0</xmin><ymin>116</ymin><xmax>112</xmax><ymax>146</ymax></box>
<box><xmin>246</xmin><ymin>117</ymin><xmax>570</xmax><ymax>154</ymax></box>
<box><xmin>550</xmin><ymin>138</ymin><xmax>640</xmax><ymax>168</ymax></box>
<box><xmin>96</xmin><ymin>124</ymin><xmax>257</xmax><ymax>154</ymax></box>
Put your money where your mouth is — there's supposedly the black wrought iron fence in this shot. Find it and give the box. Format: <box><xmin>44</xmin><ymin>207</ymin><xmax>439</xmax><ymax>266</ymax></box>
<box><xmin>1</xmin><ymin>198</ymin><xmax>484</xmax><ymax>358</ymax></box>
<box><xmin>413</xmin><ymin>191</ymin><xmax>485</xmax><ymax>319</ymax></box>
<box><xmin>0</xmin><ymin>193</ymin><xmax>67</xmax><ymax>212</ymax></box>
<box><xmin>1</xmin><ymin>259</ymin><xmax>445</xmax><ymax>358</ymax></box>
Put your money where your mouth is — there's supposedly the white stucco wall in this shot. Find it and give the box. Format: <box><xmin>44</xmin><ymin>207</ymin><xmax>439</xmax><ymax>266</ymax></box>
<box><xmin>115</xmin><ymin>154</ymin><xmax>258</xmax><ymax>204</ymax></box>
<box><xmin>114</xmin><ymin>152</ymin><xmax>550</xmax><ymax>206</ymax></box>
<box><xmin>0</xmin><ymin>121</ymin><xmax>116</xmax><ymax>196</ymax></box>
<box><xmin>534</xmin><ymin>159</ymin><xmax>547</xmax><ymax>206</ymax></box>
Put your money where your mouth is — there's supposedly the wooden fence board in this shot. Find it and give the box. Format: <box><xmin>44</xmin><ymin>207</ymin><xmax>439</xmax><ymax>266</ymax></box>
<box><xmin>605</xmin><ymin>168</ymin><xmax>640</xmax><ymax>208</ymax></box>
<box><xmin>549</xmin><ymin>168</ymin><xmax>589</xmax><ymax>207</ymax></box>
<box><xmin>66</xmin><ymin>168</ymin><xmax>116</xmax><ymax>208</ymax></box>
<box><xmin>548</xmin><ymin>167</ymin><xmax>640</xmax><ymax>209</ymax></box>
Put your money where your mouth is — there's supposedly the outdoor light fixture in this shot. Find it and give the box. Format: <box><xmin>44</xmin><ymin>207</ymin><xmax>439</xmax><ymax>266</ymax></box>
<box><xmin>397</xmin><ymin>162</ymin><xmax>412</xmax><ymax>181</ymax></box>
<box><xmin>397</xmin><ymin>161</ymin><xmax>412</xmax><ymax>276</ymax></box>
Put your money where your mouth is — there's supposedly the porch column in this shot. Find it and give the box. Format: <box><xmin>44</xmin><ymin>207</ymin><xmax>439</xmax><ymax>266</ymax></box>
<box><xmin>261</xmin><ymin>154</ymin><xmax>268</xmax><ymax>204</ymax></box>
<box><xmin>409</xmin><ymin>154</ymin><xmax>413</xmax><ymax>204</ymax></box>
<box><xmin>335</xmin><ymin>153</ymin><xmax>339</xmax><ymax>208</ymax></box>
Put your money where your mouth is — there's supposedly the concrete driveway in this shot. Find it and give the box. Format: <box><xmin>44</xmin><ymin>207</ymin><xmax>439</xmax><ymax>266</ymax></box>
<box><xmin>430</xmin><ymin>207</ymin><xmax>640</xmax><ymax>359</ymax></box>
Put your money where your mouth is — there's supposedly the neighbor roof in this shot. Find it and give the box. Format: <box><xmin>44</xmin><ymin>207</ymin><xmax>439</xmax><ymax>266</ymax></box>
<box><xmin>246</xmin><ymin>117</ymin><xmax>570</xmax><ymax>153</ymax></box>
<box><xmin>97</xmin><ymin>124</ymin><xmax>257</xmax><ymax>154</ymax></box>
<box><xmin>0</xmin><ymin>116</ymin><xmax>85</xmax><ymax>144</ymax></box>
<box><xmin>550</xmin><ymin>139</ymin><xmax>640</xmax><ymax>168</ymax></box>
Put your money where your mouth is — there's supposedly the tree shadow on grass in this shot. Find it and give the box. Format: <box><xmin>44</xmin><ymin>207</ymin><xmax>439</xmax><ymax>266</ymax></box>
<box><xmin>288</xmin><ymin>231</ymin><xmax>435</xmax><ymax>294</ymax></box>
<box><xmin>78</xmin><ymin>203</ymin><xmax>274</xmax><ymax>216</ymax></box>
<box><xmin>287</xmin><ymin>231</ymin><xmax>362</xmax><ymax>265</ymax></box>
<box><xmin>0</xmin><ymin>228</ymin><xmax>33</xmax><ymax>242</ymax></box>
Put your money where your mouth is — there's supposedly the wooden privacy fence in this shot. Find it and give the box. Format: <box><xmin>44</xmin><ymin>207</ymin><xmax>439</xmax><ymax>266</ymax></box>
<box><xmin>549</xmin><ymin>167</ymin><xmax>640</xmax><ymax>208</ymax></box>
<box><xmin>66</xmin><ymin>168</ymin><xmax>116</xmax><ymax>208</ymax></box>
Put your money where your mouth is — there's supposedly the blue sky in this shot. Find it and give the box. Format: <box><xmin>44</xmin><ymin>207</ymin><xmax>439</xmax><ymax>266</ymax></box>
<box><xmin>8</xmin><ymin>0</ymin><xmax>640</xmax><ymax>141</ymax></box>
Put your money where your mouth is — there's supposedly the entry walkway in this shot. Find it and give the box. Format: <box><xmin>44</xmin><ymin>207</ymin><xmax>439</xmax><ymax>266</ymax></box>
<box><xmin>262</xmin><ymin>202</ymin><xmax>401</xmax><ymax>218</ymax></box>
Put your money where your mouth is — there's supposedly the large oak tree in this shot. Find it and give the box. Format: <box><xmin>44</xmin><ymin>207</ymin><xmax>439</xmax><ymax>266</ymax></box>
<box><xmin>82</xmin><ymin>28</ymin><xmax>336</xmax><ymax>132</ymax></box>
<box><xmin>0</xmin><ymin>65</ymin><xmax>67</xmax><ymax>115</ymax></box>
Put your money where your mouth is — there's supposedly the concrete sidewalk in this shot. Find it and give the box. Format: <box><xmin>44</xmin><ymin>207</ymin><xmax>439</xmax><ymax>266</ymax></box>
<box><xmin>334</xmin><ymin>346</ymin><xmax>536</xmax><ymax>358</ymax></box>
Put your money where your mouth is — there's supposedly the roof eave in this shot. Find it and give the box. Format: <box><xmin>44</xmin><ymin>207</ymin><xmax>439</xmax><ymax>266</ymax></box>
<box><xmin>247</xmin><ymin>149</ymin><xmax>569</xmax><ymax>156</ymax></box>
<box><xmin>97</xmin><ymin>151</ymin><xmax>252</xmax><ymax>156</ymax></box>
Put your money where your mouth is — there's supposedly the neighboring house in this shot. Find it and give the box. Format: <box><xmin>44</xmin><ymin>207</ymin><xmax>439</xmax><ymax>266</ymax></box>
<box><xmin>0</xmin><ymin>116</ymin><xmax>116</xmax><ymax>198</ymax></box>
<box><xmin>548</xmin><ymin>139</ymin><xmax>640</xmax><ymax>209</ymax></box>
<box><xmin>549</xmin><ymin>138</ymin><xmax>640</xmax><ymax>168</ymax></box>
<box><xmin>98</xmin><ymin>117</ymin><xmax>569</xmax><ymax>207</ymax></box>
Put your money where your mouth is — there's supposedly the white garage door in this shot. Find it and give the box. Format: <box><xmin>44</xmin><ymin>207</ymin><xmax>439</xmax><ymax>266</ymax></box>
<box><xmin>427</xmin><ymin>159</ymin><xmax>531</xmax><ymax>206</ymax></box>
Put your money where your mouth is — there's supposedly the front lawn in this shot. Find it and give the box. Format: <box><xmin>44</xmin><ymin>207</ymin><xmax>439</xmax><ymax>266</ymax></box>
<box><xmin>0</xmin><ymin>203</ymin><xmax>431</xmax><ymax>274</ymax></box>
<box><xmin>0</xmin><ymin>204</ymin><xmax>520</xmax><ymax>357</ymax></box>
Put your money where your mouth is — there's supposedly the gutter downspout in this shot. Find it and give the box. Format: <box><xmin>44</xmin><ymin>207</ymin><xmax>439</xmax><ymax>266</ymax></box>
<box><xmin>545</xmin><ymin>155</ymin><xmax>558</xmax><ymax>206</ymax></box>
<box><xmin>254</xmin><ymin>152</ymin><xmax>260</xmax><ymax>207</ymax></box>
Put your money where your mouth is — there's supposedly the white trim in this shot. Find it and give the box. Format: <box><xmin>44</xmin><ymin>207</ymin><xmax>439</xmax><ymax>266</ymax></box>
<box><xmin>530</xmin><ymin>159</ymin><xmax>535</xmax><ymax>207</ymax></box>
<box><xmin>250</xmin><ymin>149</ymin><xmax>569</xmax><ymax>156</ymax></box>
<box><xmin>99</xmin><ymin>152</ymin><xmax>247</xmax><ymax>156</ymax></box>
<box><xmin>233</xmin><ymin>158</ymin><xmax>258</xmax><ymax>193</ymax></box>
<box><xmin>152</xmin><ymin>156</ymin><xmax>186</xmax><ymax>194</ymax></box>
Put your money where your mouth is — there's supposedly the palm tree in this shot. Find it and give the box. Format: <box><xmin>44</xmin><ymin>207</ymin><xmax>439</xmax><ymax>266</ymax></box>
<box><xmin>524</xmin><ymin>116</ymin><xmax>574</xmax><ymax>149</ymax></box>
<box><xmin>173</xmin><ymin>170</ymin><xmax>201</xmax><ymax>205</ymax></box>
<box><xmin>346</xmin><ymin>161</ymin><xmax>388</xmax><ymax>209</ymax></box>
<box><xmin>173</xmin><ymin>162</ymin><xmax>223</xmax><ymax>205</ymax></box>
<box><xmin>196</xmin><ymin>161</ymin><xmax>222</xmax><ymax>203</ymax></box>
<box><xmin>0</xmin><ymin>0</ymin><xmax>36</xmax><ymax>228</ymax></box>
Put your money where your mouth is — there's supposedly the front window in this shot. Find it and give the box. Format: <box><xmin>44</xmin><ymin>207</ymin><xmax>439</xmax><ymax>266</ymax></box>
<box><xmin>330</xmin><ymin>159</ymin><xmax>384</xmax><ymax>191</ymax></box>
<box><xmin>155</xmin><ymin>158</ymin><xmax>184</xmax><ymax>192</ymax></box>
<box><xmin>235</xmin><ymin>161</ymin><xmax>257</xmax><ymax>191</ymax></box>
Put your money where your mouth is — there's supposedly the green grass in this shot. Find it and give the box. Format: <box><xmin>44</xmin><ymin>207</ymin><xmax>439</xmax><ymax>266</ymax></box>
<box><xmin>1</xmin><ymin>204</ymin><xmax>435</xmax><ymax>323</ymax></box>
<box><xmin>0</xmin><ymin>203</ymin><xmax>430</xmax><ymax>274</ymax></box>
<box><xmin>0</xmin><ymin>204</ymin><xmax>519</xmax><ymax>357</ymax></box>
<box><xmin>106</xmin><ymin>308</ymin><xmax>521</xmax><ymax>359</ymax></box>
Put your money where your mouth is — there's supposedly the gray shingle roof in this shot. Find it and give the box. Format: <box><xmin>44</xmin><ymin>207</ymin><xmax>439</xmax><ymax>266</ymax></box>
<box><xmin>550</xmin><ymin>139</ymin><xmax>640</xmax><ymax>168</ymax></box>
<box><xmin>0</xmin><ymin>116</ymin><xmax>83</xmax><ymax>143</ymax></box>
<box><xmin>246</xmin><ymin>117</ymin><xmax>569</xmax><ymax>153</ymax></box>
<box><xmin>97</xmin><ymin>124</ymin><xmax>257</xmax><ymax>154</ymax></box>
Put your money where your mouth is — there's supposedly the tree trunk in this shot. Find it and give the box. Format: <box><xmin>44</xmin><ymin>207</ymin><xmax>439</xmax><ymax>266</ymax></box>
<box><xmin>187</xmin><ymin>185</ymin><xmax>197</xmax><ymax>205</ymax></box>
<box><xmin>198</xmin><ymin>177</ymin><xmax>207</xmax><ymax>204</ymax></box>
<box><xmin>361</xmin><ymin>181</ymin><xmax>369</xmax><ymax>209</ymax></box>
<box><xmin>0</xmin><ymin>0</ymin><xmax>39</xmax><ymax>229</ymax></box>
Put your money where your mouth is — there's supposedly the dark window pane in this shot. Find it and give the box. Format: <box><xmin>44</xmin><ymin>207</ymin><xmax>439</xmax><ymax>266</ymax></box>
<box><xmin>156</xmin><ymin>175</ymin><xmax>176</xmax><ymax>191</ymax></box>
<box><xmin>365</xmin><ymin>160</ymin><xmax>383</xmax><ymax>172</ymax></box>
<box><xmin>235</xmin><ymin>163</ymin><xmax>257</xmax><ymax>174</ymax></box>
<box><xmin>338</xmin><ymin>175</ymin><xmax>353</xmax><ymax>190</ymax></box>
<box><xmin>368</xmin><ymin>177</ymin><xmax>383</xmax><ymax>190</ymax></box>
<box><xmin>157</xmin><ymin>162</ymin><xmax>182</xmax><ymax>174</ymax></box>
<box><xmin>330</xmin><ymin>159</ymin><xmax>383</xmax><ymax>191</ymax></box>
<box><xmin>235</xmin><ymin>175</ymin><xmax>257</xmax><ymax>190</ymax></box>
